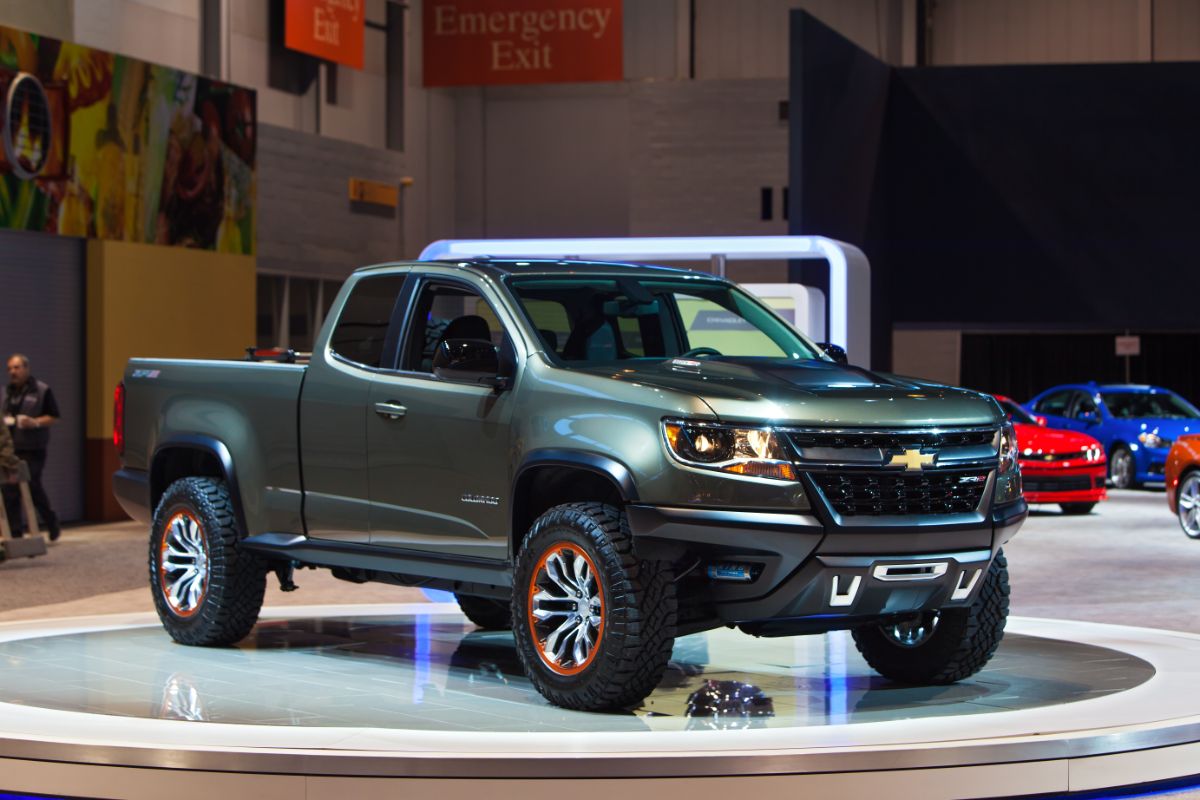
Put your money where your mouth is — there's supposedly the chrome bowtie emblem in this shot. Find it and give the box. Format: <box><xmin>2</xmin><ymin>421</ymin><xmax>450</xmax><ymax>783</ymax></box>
<box><xmin>887</xmin><ymin>448</ymin><xmax>936</xmax><ymax>472</ymax></box>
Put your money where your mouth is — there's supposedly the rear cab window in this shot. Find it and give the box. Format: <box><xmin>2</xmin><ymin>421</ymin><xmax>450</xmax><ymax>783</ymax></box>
<box><xmin>328</xmin><ymin>274</ymin><xmax>408</xmax><ymax>368</ymax></box>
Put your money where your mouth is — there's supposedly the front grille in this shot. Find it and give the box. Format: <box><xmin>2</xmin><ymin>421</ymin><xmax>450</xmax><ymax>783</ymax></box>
<box><xmin>811</xmin><ymin>469</ymin><xmax>989</xmax><ymax>516</ymax></box>
<box><xmin>1023</xmin><ymin>475</ymin><xmax>1093</xmax><ymax>493</ymax></box>
<box><xmin>787</xmin><ymin>428</ymin><xmax>995</xmax><ymax>450</ymax></box>
<box><xmin>1025</xmin><ymin>450</ymin><xmax>1091</xmax><ymax>462</ymax></box>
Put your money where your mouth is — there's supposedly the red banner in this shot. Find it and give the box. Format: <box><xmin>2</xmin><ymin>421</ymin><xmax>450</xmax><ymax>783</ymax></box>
<box><xmin>285</xmin><ymin>0</ymin><xmax>365</xmax><ymax>70</ymax></box>
<box><xmin>423</xmin><ymin>0</ymin><xmax>622</xmax><ymax>87</ymax></box>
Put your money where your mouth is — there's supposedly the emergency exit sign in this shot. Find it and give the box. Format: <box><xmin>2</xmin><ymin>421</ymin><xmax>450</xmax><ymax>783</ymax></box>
<box><xmin>1115</xmin><ymin>335</ymin><xmax>1141</xmax><ymax>357</ymax></box>
<box><xmin>286</xmin><ymin>0</ymin><xmax>365</xmax><ymax>69</ymax></box>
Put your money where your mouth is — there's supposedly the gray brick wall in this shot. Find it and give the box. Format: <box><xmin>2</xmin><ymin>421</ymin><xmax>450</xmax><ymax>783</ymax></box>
<box><xmin>257</xmin><ymin>123</ymin><xmax>409</xmax><ymax>279</ymax></box>
<box><xmin>628</xmin><ymin>79</ymin><xmax>789</xmax><ymax>238</ymax></box>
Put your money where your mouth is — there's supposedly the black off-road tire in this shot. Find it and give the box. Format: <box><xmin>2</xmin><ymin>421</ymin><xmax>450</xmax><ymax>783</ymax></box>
<box><xmin>852</xmin><ymin>551</ymin><xmax>1010</xmax><ymax>685</ymax></box>
<box><xmin>512</xmin><ymin>502</ymin><xmax>677</xmax><ymax>711</ymax></box>
<box><xmin>149</xmin><ymin>477</ymin><xmax>267</xmax><ymax>646</ymax></box>
<box><xmin>1060</xmin><ymin>502</ymin><xmax>1097</xmax><ymax>515</ymax></box>
<box><xmin>456</xmin><ymin>593</ymin><xmax>512</xmax><ymax>630</ymax></box>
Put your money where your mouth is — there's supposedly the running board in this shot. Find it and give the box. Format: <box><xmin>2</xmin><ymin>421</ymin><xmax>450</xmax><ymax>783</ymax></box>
<box><xmin>240</xmin><ymin>533</ymin><xmax>513</xmax><ymax>588</ymax></box>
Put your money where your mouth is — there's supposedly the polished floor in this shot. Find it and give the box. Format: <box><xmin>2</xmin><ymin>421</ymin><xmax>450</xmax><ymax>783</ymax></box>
<box><xmin>0</xmin><ymin>611</ymin><xmax>1155</xmax><ymax>732</ymax></box>
<box><xmin>1</xmin><ymin>609</ymin><xmax>1199</xmax><ymax>798</ymax></box>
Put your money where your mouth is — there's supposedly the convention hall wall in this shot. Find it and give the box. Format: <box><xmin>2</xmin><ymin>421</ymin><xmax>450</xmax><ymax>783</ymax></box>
<box><xmin>0</xmin><ymin>230</ymin><xmax>85</xmax><ymax>523</ymax></box>
<box><xmin>4</xmin><ymin>0</ymin><xmax>1200</xmax><ymax>520</ymax></box>
<box><xmin>790</xmin><ymin>11</ymin><xmax>1200</xmax><ymax>395</ymax></box>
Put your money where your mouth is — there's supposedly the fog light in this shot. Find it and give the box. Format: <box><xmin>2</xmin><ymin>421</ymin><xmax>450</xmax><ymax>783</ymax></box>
<box><xmin>707</xmin><ymin>563</ymin><xmax>755</xmax><ymax>582</ymax></box>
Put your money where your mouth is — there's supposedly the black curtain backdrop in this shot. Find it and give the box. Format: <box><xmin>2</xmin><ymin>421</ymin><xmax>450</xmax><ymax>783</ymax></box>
<box><xmin>789</xmin><ymin>11</ymin><xmax>1200</xmax><ymax>388</ymax></box>
<box><xmin>960</xmin><ymin>332</ymin><xmax>1200</xmax><ymax>406</ymax></box>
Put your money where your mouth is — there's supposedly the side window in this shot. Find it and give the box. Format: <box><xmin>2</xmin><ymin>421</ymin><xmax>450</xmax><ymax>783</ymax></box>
<box><xmin>328</xmin><ymin>275</ymin><xmax>407</xmax><ymax>368</ymax></box>
<box><xmin>402</xmin><ymin>280</ymin><xmax>508</xmax><ymax>373</ymax></box>
<box><xmin>1073</xmin><ymin>392</ymin><xmax>1098</xmax><ymax>418</ymax></box>
<box><xmin>1034</xmin><ymin>390</ymin><xmax>1073</xmax><ymax>416</ymax></box>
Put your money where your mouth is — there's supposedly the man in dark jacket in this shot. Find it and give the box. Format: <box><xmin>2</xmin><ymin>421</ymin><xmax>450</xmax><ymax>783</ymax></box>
<box><xmin>2</xmin><ymin>354</ymin><xmax>60</xmax><ymax>540</ymax></box>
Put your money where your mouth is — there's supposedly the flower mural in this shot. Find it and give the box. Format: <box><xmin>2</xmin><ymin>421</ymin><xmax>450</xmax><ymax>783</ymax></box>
<box><xmin>0</xmin><ymin>26</ymin><xmax>255</xmax><ymax>254</ymax></box>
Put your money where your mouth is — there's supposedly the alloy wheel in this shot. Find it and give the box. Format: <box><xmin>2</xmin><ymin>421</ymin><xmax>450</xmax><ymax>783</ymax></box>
<box><xmin>1111</xmin><ymin>450</ymin><xmax>1134</xmax><ymax>489</ymax></box>
<box><xmin>1179</xmin><ymin>474</ymin><xmax>1200</xmax><ymax>539</ymax></box>
<box><xmin>526</xmin><ymin>542</ymin><xmax>604</xmax><ymax>675</ymax></box>
<box><xmin>159</xmin><ymin>510</ymin><xmax>210</xmax><ymax>617</ymax></box>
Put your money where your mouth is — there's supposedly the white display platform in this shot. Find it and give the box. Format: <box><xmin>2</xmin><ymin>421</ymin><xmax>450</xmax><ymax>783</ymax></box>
<box><xmin>0</xmin><ymin>605</ymin><xmax>1198</xmax><ymax>800</ymax></box>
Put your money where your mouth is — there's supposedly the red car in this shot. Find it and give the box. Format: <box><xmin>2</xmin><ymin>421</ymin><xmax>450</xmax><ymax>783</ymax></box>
<box><xmin>1165</xmin><ymin>435</ymin><xmax>1200</xmax><ymax>538</ymax></box>
<box><xmin>994</xmin><ymin>395</ymin><xmax>1108</xmax><ymax>514</ymax></box>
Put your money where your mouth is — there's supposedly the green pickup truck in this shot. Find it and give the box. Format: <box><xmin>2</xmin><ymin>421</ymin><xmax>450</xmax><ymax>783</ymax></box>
<box><xmin>114</xmin><ymin>258</ymin><xmax>1025</xmax><ymax>711</ymax></box>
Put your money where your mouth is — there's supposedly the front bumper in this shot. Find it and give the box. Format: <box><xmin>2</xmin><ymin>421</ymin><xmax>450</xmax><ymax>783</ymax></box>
<box><xmin>1135</xmin><ymin>446</ymin><xmax>1170</xmax><ymax>483</ymax></box>
<box><xmin>1020</xmin><ymin>463</ymin><xmax>1107</xmax><ymax>505</ymax></box>
<box><xmin>628</xmin><ymin>497</ymin><xmax>1027</xmax><ymax>632</ymax></box>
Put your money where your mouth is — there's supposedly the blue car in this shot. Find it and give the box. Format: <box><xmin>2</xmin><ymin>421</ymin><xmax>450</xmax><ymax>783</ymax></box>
<box><xmin>1026</xmin><ymin>384</ymin><xmax>1200</xmax><ymax>489</ymax></box>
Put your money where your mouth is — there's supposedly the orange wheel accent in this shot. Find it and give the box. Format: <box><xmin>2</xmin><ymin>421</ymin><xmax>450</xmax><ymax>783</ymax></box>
<box><xmin>159</xmin><ymin>509</ymin><xmax>210</xmax><ymax>618</ymax></box>
<box><xmin>526</xmin><ymin>542</ymin><xmax>605</xmax><ymax>676</ymax></box>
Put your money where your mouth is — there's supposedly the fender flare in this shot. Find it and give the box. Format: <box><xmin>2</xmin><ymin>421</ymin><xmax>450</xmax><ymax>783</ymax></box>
<box><xmin>513</xmin><ymin>449</ymin><xmax>640</xmax><ymax>504</ymax></box>
<box><xmin>151</xmin><ymin>435</ymin><xmax>248</xmax><ymax>535</ymax></box>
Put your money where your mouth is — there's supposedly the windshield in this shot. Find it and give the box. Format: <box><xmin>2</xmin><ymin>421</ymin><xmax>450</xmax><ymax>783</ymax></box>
<box><xmin>998</xmin><ymin>398</ymin><xmax>1039</xmax><ymax>425</ymax></box>
<box><xmin>506</xmin><ymin>275</ymin><xmax>822</xmax><ymax>366</ymax></box>
<box><xmin>1102</xmin><ymin>391</ymin><xmax>1200</xmax><ymax>420</ymax></box>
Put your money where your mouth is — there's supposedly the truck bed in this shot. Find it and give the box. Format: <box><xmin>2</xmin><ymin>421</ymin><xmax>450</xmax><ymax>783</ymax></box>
<box><xmin>122</xmin><ymin>358</ymin><xmax>308</xmax><ymax>535</ymax></box>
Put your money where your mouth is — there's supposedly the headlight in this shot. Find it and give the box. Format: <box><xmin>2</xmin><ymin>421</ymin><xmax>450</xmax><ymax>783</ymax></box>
<box><xmin>1083</xmin><ymin>445</ymin><xmax>1105</xmax><ymax>462</ymax></box>
<box><xmin>1138</xmin><ymin>432</ymin><xmax>1173</xmax><ymax>449</ymax></box>
<box><xmin>998</xmin><ymin>423</ymin><xmax>1019</xmax><ymax>475</ymax></box>
<box><xmin>996</xmin><ymin>422</ymin><xmax>1023</xmax><ymax>504</ymax></box>
<box><xmin>663</xmin><ymin>420</ymin><xmax>796</xmax><ymax>481</ymax></box>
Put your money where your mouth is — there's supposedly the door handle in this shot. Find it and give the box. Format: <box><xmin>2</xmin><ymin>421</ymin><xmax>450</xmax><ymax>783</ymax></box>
<box><xmin>374</xmin><ymin>401</ymin><xmax>407</xmax><ymax>420</ymax></box>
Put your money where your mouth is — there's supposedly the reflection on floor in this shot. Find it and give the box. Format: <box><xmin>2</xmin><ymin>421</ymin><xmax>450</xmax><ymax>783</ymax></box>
<box><xmin>0</xmin><ymin>612</ymin><xmax>1154</xmax><ymax>733</ymax></box>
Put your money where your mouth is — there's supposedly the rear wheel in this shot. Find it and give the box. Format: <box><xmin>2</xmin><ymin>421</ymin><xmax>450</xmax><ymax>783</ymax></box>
<box><xmin>456</xmin><ymin>593</ymin><xmax>512</xmax><ymax>630</ymax></box>
<box><xmin>853</xmin><ymin>551</ymin><xmax>1010</xmax><ymax>684</ymax></box>
<box><xmin>1059</xmin><ymin>502</ymin><xmax>1096</xmax><ymax>515</ymax></box>
<box><xmin>1178</xmin><ymin>471</ymin><xmax>1200</xmax><ymax>539</ymax></box>
<box><xmin>1110</xmin><ymin>446</ymin><xmax>1140</xmax><ymax>489</ymax></box>
<box><xmin>149</xmin><ymin>477</ymin><xmax>267</xmax><ymax>646</ymax></box>
<box><xmin>512</xmin><ymin>502</ymin><xmax>676</xmax><ymax>711</ymax></box>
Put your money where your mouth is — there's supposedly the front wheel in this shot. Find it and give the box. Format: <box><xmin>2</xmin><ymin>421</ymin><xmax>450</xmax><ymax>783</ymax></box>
<box><xmin>149</xmin><ymin>477</ymin><xmax>267</xmax><ymax>646</ymax></box>
<box><xmin>512</xmin><ymin>502</ymin><xmax>677</xmax><ymax>711</ymax></box>
<box><xmin>853</xmin><ymin>551</ymin><xmax>1010</xmax><ymax>684</ymax></box>
<box><xmin>1178</xmin><ymin>472</ymin><xmax>1200</xmax><ymax>539</ymax></box>
<box><xmin>1060</xmin><ymin>502</ymin><xmax>1096</xmax><ymax>515</ymax></box>
<box><xmin>1110</xmin><ymin>446</ymin><xmax>1140</xmax><ymax>489</ymax></box>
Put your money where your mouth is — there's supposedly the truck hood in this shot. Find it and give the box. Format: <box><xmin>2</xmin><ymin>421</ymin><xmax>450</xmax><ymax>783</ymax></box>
<box><xmin>578</xmin><ymin>357</ymin><xmax>1000</xmax><ymax>428</ymax></box>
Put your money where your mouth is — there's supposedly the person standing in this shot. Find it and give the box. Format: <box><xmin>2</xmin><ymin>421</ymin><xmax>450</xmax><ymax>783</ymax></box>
<box><xmin>2</xmin><ymin>354</ymin><xmax>60</xmax><ymax>540</ymax></box>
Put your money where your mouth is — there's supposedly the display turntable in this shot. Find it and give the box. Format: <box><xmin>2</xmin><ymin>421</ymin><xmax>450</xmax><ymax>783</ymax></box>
<box><xmin>0</xmin><ymin>604</ymin><xmax>1198</xmax><ymax>799</ymax></box>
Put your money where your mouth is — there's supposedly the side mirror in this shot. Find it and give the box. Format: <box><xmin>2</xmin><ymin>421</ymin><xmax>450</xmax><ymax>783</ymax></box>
<box><xmin>817</xmin><ymin>342</ymin><xmax>848</xmax><ymax>365</ymax></box>
<box><xmin>1079</xmin><ymin>410</ymin><xmax>1099</xmax><ymax>424</ymax></box>
<box><xmin>1034</xmin><ymin>415</ymin><xmax>1048</xmax><ymax>427</ymax></box>
<box><xmin>433</xmin><ymin>339</ymin><xmax>509</xmax><ymax>389</ymax></box>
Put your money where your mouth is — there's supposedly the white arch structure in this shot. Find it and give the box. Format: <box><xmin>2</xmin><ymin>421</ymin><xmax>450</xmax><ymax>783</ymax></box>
<box><xmin>419</xmin><ymin>236</ymin><xmax>872</xmax><ymax>366</ymax></box>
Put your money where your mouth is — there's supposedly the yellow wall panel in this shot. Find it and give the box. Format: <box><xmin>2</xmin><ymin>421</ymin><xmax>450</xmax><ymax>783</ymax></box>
<box><xmin>86</xmin><ymin>240</ymin><xmax>255</xmax><ymax>439</ymax></box>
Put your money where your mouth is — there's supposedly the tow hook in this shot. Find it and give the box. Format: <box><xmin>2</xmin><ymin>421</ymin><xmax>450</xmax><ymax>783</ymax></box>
<box><xmin>274</xmin><ymin>562</ymin><xmax>298</xmax><ymax>592</ymax></box>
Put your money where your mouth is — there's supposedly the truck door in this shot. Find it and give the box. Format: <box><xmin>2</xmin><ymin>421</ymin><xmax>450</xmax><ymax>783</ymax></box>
<box><xmin>299</xmin><ymin>272</ymin><xmax>409</xmax><ymax>543</ymax></box>
<box><xmin>366</xmin><ymin>275</ymin><xmax>515</xmax><ymax>560</ymax></box>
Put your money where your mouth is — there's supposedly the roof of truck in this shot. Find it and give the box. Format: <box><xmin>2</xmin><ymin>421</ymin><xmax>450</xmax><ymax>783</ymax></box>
<box><xmin>357</xmin><ymin>258</ymin><xmax>718</xmax><ymax>280</ymax></box>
